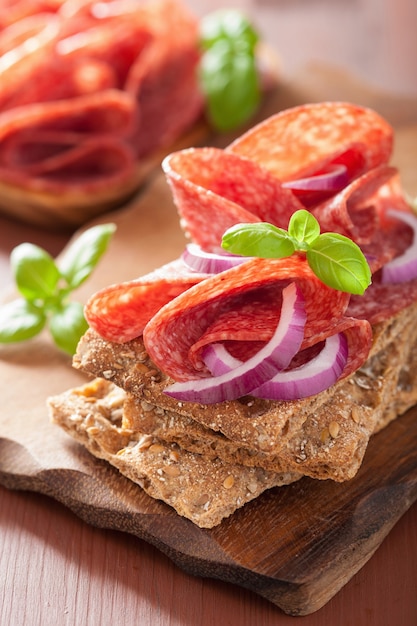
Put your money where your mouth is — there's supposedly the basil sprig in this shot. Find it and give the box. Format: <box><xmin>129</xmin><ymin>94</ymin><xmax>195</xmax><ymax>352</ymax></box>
<box><xmin>199</xmin><ymin>9</ymin><xmax>261</xmax><ymax>132</ymax></box>
<box><xmin>0</xmin><ymin>223</ymin><xmax>115</xmax><ymax>355</ymax></box>
<box><xmin>221</xmin><ymin>209</ymin><xmax>371</xmax><ymax>295</ymax></box>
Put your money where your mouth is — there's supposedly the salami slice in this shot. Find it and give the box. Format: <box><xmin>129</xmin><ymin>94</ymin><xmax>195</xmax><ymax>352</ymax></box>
<box><xmin>0</xmin><ymin>13</ymin><xmax>60</xmax><ymax>111</ymax></box>
<box><xmin>227</xmin><ymin>102</ymin><xmax>393</xmax><ymax>182</ymax></box>
<box><xmin>162</xmin><ymin>103</ymin><xmax>396</xmax><ymax>254</ymax></box>
<box><xmin>311</xmin><ymin>165</ymin><xmax>398</xmax><ymax>245</ymax></box>
<box><xmin>142</xmin><ymin>256</ymin><xmax>369</xmax><ymax>383</ymax></box>
<box><xmin>0</xmin><ymin>0</ymin><xmax>62</xmax><ymax>31</ymax></box>
<box><xmin>84</xmin><ymin>259</ymin><xmax>209</xmax><ymax>343</ymax></box>
<box><xmin>347</xmin><ymin>275</ymin><xmax>417</xmax><ymax>325</ymax></box>
<box><xmin>0</xmin><ymin>90</ymin><xmax>137</xmax><ymax>194</ymax></box>
<box><xmin>163</xmin><ymin>147</ymin><xmax>305</xmax><ymax>250</ymax></box>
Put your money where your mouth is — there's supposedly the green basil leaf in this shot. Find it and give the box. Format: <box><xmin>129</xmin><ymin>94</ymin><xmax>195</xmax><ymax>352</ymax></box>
<box><xmin>222</xmin><ymin>222</ymin><xmax>295</xmax><ymax>258</ymax></box>
<box><xmin>49</xmin><ymin>301</ymin><xmax>88</xmax><ymax>355</ymax></box>
<box><xmin>200</xmin><ymin>9</ymin><xmax>258</xmax><ymax>52</ymax></box>
<box><xmin>58</xmin><ymin>223</ymin><xmax>116</xmax><ymax>289</ymax></box>
<box><xmin>288</xmin><ymin>209</ymin><xmax>320</xmax><ymax>246</ymax></box>
<box><xmin>307</xmin><ymin>233</ymin><xmax>372</xmax><ymax>294</ymax></box>
<box><xmin>200</xmin><ymin>42</ymin><xmax>260</xmax><ymax>132</ymax></box>
<box><xmin>0</xmin><ymin>299</ymin><xmax>46</xmax><ymax>343</ymax></box>
<box><xmin>11</xmin><ymin>243</ymin><xmax>60</xmax><ymax>301</ymax></box>
<box><xmin>199</xmin><ymin>10</ymin><xmax>260</xmax><ymax>132</ymax></box>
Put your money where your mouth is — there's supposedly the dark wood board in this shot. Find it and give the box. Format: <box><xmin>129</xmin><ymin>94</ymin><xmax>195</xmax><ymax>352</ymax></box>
<box><xmin>1</xmin><ymin>75</ymin><xmax>417</xmax><ymax>616</ymax></box>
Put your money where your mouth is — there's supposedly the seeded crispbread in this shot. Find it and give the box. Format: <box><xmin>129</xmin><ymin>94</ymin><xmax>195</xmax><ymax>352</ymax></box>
<box><xmin>120</xmin><ymin>315</ymin><xmax>417</xmax><ymax>482</ymax></box>
<box><xmin>72</xmin><ymin>298</ymin><xmax>417</xmax><ymax>478</ymax></box>
<box><xmin>48</xmin><ymin>378</ymin><xmax>300</xmax><ymax>528</ymax></box>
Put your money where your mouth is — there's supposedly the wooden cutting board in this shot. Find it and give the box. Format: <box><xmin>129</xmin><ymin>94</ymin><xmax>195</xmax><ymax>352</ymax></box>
<box><xmin>1</xmin><ymin>77</ymin><xmax>417</xmax><ymax>616</ymax></box>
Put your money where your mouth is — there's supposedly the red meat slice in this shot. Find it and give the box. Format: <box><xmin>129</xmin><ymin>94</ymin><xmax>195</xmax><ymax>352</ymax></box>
<box><xmin>0</xmin><ymin>90</ymin><xmax>137</xmax><ymax>193</ymax></box>
<box><xmin>163</xmin><ymin>147</ymin><xmax>305</xmax><ymax>250</ymax></box>
<box><xmin>162</xmin><ymin>103</ymin><xmax>395</xmax><ymax>253</ymax></box>
<box><xmin>84</xmin><ymin>259</ymin><xmax>209</xmax><ymax>343</ymax></box>
<box><xmin>142</xmin><ymin>256</ymin><xmax>371</xmax><ymax>382</ymax></box>
<box><xmin>227</xmin><ymin>102</ymin><xmax>393</xmax><ymax>182</ymax></box>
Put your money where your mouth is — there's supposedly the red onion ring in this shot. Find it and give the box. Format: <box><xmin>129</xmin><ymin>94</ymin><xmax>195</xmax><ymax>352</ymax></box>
<box><xmin>164</xmin><ymin>282</ymin><xmax>306</xmax><ymax>404</ymax></box>
<box><xmin>203</xmin><ymin>334</ymin><xmax>348</xmax><ymax>401</ymax></box>
<box><xmin>282</xmin><ymin>164</ymin><xmax>349</xmax><ymax>192</ymax></box>
<box><xmin>181</xmin><ymin>243</ymin><xmax>251</xmax><ymax>274</ymax></box>
<box><xmin>381</xmin><ymin>209</ymin><xmax>417</xmax><ymax>284</ymax></box>
<box><xmin>251</xmin><ymin>333</ymin><xmax>348</xmax><ymax>400</ymax></box>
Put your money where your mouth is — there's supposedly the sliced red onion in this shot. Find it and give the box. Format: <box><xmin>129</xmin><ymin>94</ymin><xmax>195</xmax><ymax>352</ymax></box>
<box><xmin>164</xmin><ymin>282</ymin><xmax>306</xmax><ymax>404</ymax></box>
<box><xmin>251</xmin><ymin>333</ymin><xmax>348</xmax><ymax>400</ymax></box>
<box><xmin>181</xmin><ymin>243</ymin><xmax>251</xmax><ymax>274</ymax></box>
<box><xmin>381</xmin><ymin>209</ymin><xmax>417</xmax><ymax>283</ymax></box>
<box><xmin>202</xmin><ymin>343</ymin><xmax>241</xmax><ymax>376</ymax></box>
<box><xmin>203</xmin><ymin>334</ymin><xmax>348</xmax><ymax>401</ymax></box>
<box><xmin>283</xmin><ymin>164</ymin><xmax>349</xmax><ymax>192</ymax></box>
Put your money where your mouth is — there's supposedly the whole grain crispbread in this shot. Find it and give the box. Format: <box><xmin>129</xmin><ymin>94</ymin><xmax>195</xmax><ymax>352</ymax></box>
<box><xmin>48</xmin><ymin>378</ymin><xmax>300</xmax><ymax>528</ymax></box>
<box><xmin>73</xmin><ymin>298</ymin><xmax>417</xmax><ymax>472</ymax></box>
<box><xmin>121</xmin><ymin>318</ymin><xmax>417</xmax><ymax>482</ymax></box>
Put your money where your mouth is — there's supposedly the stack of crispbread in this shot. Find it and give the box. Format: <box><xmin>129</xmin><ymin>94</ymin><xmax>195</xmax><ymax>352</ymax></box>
<box><xmin>48</xmin><ymin>296</ymin><xmax>417</xmax><ymax>528</ymax></box>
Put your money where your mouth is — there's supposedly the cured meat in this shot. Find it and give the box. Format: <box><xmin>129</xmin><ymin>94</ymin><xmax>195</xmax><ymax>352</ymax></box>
<box><xmin>84</xmin><ymin>103</ymin><xmax>417</xmax><ymax>401</ymax></box>
<box><xmin>0</xmin><ymin>90</ymin><xmax>137</xmax><ymax>194</ymax></box>
<box><xmin>163</xmin><ymin>103</ymin><xmax>395</xmax><ymax>251</ymax></box>
<box><xmin>347</xmin><ymin>278</ymin><xmax>417</xmax><ymax>326</ymax></box>
<box><xmin>163</xmin><ymin>147</ymin><xmax>305</xmax><ymax>250</ymax></box>
<box><xmin>227</xmin><ymin>102</ymin><xmax>393</xmax><ymax>182</ymax></box>
<box><xmin>85</xmin><ymin>259</ymin><xmax>209</xmax><ymax>343</ymax></box>
<box><xmin>0</xmin><ymin>0</ymin><xmax>204</xmax><ymax>225</ymax></box>
<box><xmin>142</xmin><ymin>256</ymin><xmax>371</xmax><ymax>382</ymax></box>
<box><xmin>0</xmin><ymin>0</ymin><xmax>62</xmax><ymax>31</ymax></box>
<box><xmin>311</xmin><ymin>165</ymin><xmax>397</xmax><ymax>246</ymax></box>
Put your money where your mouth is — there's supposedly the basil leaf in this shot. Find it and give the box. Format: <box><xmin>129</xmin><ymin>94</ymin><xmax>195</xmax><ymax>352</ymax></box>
<box><xmin>11</xmin><ymin>243</ymin><xmax>60</xmax><ymax>301</ymax></box>
<box><xmin>307</xmin><ymin>233</ymin><xmax>372</xmax><ymax>294</ymax></box>
<box><xmin>0</xmin><ymin>299</ymin><xmax>46</xmax><ymax>343</ymax></box>
<box><xmin>49</xmin><ymin>301</ymin><xmax>89</xmax><ymax>355</ymax></box>
<box><xmin>58</xmin><ymin>223</ymin><xmax>116</xmax><ymax>289</ymax></box>
<box><xmin>222</xmin><ymin>222</ymin><xmax>295</xmax><ymax>258</ymax></box>
<box><xmin>199</xmin><ymin>9</ymin><xmax>260</xmax><ymax>132</ymax></box>
<box><xmin>200</xmin><ymin>43</ymin><xmax>260</xmax><ymax>132</ymax></box>
<box><xmin>288</xmin><ymin>210</ymin><xmax>320</xmax><ymax>246</ymax></box>
<box><xmin>200</xmin><ymin>10</ymin><xmax>258</xmax><ymax>52</ymax></box>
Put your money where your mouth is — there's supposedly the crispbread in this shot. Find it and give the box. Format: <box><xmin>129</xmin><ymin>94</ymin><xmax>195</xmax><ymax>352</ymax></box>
<box><xmin>48</xmin><ymin>378</ymin><xmax>300</xmax><ymax>528</ymax></box>
<box><xmin>73</xmin><ymin>297</ymin><xmax>417</xmax><ymax>479</ymax></box>
<box><xmin>121</xmin><ymin>316</ymin><xmax>417</xmax><ymax>481</ymax></box>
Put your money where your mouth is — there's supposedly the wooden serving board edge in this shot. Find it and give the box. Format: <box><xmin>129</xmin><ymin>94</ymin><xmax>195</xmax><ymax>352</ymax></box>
<box><xmin>1</xmin><ymin>405</ymin><xmax>417</xmax><ymax>618</ymax></box>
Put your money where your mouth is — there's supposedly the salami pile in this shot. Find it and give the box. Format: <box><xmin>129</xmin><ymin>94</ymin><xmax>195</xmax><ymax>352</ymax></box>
<box><xmin>0</xmin><ymin>0</ymin><xmax>203</xmax><ymax>226</ymax></box>
<box><xmin>85</xmin><ymin>102</ymin><xmax>417</xmax><ymax>403</ymax></box>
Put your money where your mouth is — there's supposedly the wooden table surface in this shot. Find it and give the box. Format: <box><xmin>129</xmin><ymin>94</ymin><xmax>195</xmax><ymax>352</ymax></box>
<box><xmin>1</xmin><ymin>2</ymin><xmax>417</xmax><ymax>625</ymax></box>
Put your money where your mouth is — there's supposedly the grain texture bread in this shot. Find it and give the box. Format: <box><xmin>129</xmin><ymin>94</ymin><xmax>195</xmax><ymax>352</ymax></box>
<box><xmin>48</xmin><ymin>378</ymin><xmax>300</xmax><ymax>528</ymax></box>
<box><xmin>72</xmin><ymin>297</ymin><xmax>417</xmax><ymax>482</ymax></box>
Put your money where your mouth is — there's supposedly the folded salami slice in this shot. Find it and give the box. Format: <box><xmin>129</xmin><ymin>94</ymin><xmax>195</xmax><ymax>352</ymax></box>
<box><xmin>227</xmin><ymin>102</ymin><xmax>393</xmax><ymax>181</ymax></box>
<box><xmin>163</xmin><ymin>147</ymin><xmax>305</xmax><ymax>250</ymax></box>
<box><xmin>85</xmin><ymin>259</ymin><xmax>209</xmax><ymax>343</ymax></box>
<box><xmin>0</xmin><ymin>90</ymin><xmax>138</xmax><ymax>202</ymax></box>
<box><xmin>0</xmin><ymin>0</ymin><xmax>61</xmax><ymax>31</ymax></box>
<box><xmin>163</xmin><ymin>103</ymin><xmax>395</xmax><ymax>252</ymax></box>
<box><xmin>312</xmin><ymin>165</ymin><xmax>398</xmax><ymax>246</ymax></box>
<box><xmin>142</xmin><ymin>256</ymin><xmax>371</xmax><ymax>383</ymax></box>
